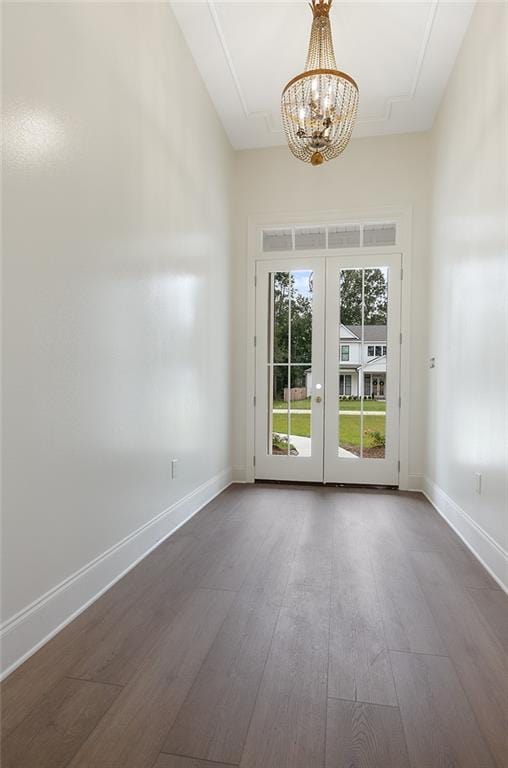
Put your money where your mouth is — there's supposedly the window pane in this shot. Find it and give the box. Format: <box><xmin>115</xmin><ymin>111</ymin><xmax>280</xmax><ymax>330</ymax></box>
<box><xmin>364</xmin><ymin>268</ymin><xmax>388</xmax><ymax>459</ymax></box>
<box><xmin>295</xmin><ymin>227</ymin><xmax>326</xmax><ymax>250</ymax></box>
<box><xmin>272</xmin><ymin>272</ymin><xmax>289</xmax><ymax>363</ymax></box>
<box><xmin>288</xmin><ymin>365</ymin><xmax>311</xmax><ymax>457</ymax></box>
<box><xmin>290</xmin><ymin>270</ymin><xmax>313</xmax><ymax>364</ymax></box>
<box><xmin>338</xmin><ymin>268</ymin><xmax>361</xmax><ymax>458</ymax></box>
<box><xmin>363</xmin><ymin>222</ymin><xmax>396</xmax><ymax>247</ymax></box>
<box><xmin>328</xmin><ymin>224</ymin><xmax>361</xmax><ymax>249</ymax></box>
<box><xmin>271</xmin><ymin>365</ymin><xmax>289</xmax><ymax>455</ymax></box>
<box><xmin>363</xmin><ymin>412</ymin><xmax>386</xmax><ymax>459</ymax></box>
<box><xmin>263</xmin><ymin>229</ymin><xmax>293</xmax><ymax>252</ymax></box>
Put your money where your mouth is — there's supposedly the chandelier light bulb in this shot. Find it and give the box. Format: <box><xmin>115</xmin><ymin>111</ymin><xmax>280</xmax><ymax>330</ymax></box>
<box><xmin>281</xmin><ymin>0</ymin><xmax>359</xmax><ymax>166</ymax></box>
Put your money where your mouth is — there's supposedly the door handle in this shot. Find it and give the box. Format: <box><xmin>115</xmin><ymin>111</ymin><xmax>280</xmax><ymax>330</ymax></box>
<box><xmin>315</xmin><ymin>396</ymin><xmax>322</xmax><ymax>403</ymax></box>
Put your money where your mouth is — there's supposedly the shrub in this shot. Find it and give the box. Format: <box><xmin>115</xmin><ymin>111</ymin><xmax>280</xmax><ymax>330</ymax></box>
<box><xmin>365</xmin><ymin>429</ymin><xmax>385</xmax><ymax>448</ymax></box>
<box><xmin>272</xmin><ymin>434</ymin><xmax>298</xmax><ymax>455</ymax></box>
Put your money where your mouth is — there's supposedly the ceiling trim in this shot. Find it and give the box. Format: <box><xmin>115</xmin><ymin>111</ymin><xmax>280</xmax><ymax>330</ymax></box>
<box><xmin>207</xmin><ymin>0</ymin><xmax>440</xmax><ymax>135</ymax></box>
<box><xmin>360</xmin><ymin>0</ymin><xmax>438</xmax><ymax>123</ymax></box>
<box><xmin>207</xmin><ymin>0</ymin><xmax>280</xmax><ymax>134</ymax></box>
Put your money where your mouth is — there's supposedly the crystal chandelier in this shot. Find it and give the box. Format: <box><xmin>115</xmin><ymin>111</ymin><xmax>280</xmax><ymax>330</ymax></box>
<box><xmin>281</xmin><ymin>0</ymin><xmax>359</xmax><ymax>166</ymax></box>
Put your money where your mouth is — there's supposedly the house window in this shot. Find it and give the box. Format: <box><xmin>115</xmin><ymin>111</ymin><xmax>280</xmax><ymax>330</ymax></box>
<box><xmin>375</xmin><ymin>345</ymin><xmax>382</xmax><ymax>356</ymax></box>
<box><xmin>367</xmin><ymin>345</ymin><xmax>374</xmax><ymax>357</ymax></box>
<box><xmin>341</xmin><ymin>345</ymin><xmax>350</xmax><ymax>361</ymax></box>
<box><xmin>339</xmin><ymin>374</ymin><xmax>352</xmax><ymax>395</ymax></box>
<box><xmin>364</xmin><ymin>375</ymin><xmax>371</xmax><ymax>396</ymax></box>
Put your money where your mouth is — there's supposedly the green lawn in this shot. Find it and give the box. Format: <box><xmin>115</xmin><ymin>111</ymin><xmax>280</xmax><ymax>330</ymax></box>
<box><xmin>272</xmin><ymin>412</ymin><xmax>385</xmax><ymax>449</ymax></box>
<box><xmin>273</xmin><ymin>398</ymin><xmax>385</xmax><ymax>411</ymax></box>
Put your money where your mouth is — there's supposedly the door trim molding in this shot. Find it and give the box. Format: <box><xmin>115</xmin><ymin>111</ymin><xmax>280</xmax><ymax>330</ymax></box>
<box><xmin>245</xmin><ymin>205</ymin><xmax>413</xmax><ymax>488</ymax></box>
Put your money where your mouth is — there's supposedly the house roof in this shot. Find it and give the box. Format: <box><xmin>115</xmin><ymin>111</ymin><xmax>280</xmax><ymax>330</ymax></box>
<box><xmin>342</xmin><ymin>324</ymin><xmax>387</xmax><ymax>342</ymax></box>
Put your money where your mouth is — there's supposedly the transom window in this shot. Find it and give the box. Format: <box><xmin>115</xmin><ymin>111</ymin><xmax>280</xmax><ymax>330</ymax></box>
<box><xmin>262</xmin><ymin>221</ymin><xmax>397</xmax><ymax>252</ymax></box>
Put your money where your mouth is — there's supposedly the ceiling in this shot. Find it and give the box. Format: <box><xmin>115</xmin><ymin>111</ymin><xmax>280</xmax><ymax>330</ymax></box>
<box><xmin>170</xmin><ymin>1</ymin><xmax>475</xmax><ymax>150</ymax></box>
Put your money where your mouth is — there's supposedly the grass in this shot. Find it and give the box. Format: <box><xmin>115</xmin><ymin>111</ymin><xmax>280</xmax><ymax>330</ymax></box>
<box><xmin>272</xmin><ymin>398</ymin><xmax>385</xmax><ymax>411</ymax></box>
<box><xmin>272</xmin><ymin>412</ymin><xmax>385</xmax><ymax>449</ymax></box>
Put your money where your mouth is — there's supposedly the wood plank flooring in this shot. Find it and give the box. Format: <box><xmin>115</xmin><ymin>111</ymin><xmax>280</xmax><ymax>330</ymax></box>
<box><xmin>2</xmin><ymin>484</ymin><xmax>507</xmax><ymax>768</ymax></box>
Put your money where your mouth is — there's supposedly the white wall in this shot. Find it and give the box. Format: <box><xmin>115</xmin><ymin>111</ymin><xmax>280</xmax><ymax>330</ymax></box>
<box><xmin>1</xmin><ymin>2</ymin><xmax>233</xmax><ymax>672</ymax></box>
<box><xmin>425</xmin><ymin>1</ymin><xmax>508</xmax><ymax>588</ymax></box>
<box><xmin>232</xmin><ymin>133</ymin><xmax>430</xmax><ymax>482</ymax></box>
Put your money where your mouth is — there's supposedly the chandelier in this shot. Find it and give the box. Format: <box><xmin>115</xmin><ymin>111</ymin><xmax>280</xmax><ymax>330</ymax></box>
<box><xmin>281</xmin><ymin>0</ymin><xmax>359</xmax><ymax>166</ymax></box>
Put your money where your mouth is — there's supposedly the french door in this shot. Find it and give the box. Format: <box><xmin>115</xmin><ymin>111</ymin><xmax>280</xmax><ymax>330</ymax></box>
<box><xmin>254</xmin><ymin>253</ymin><xmax>401</xmax><ymax>485</ymax></box>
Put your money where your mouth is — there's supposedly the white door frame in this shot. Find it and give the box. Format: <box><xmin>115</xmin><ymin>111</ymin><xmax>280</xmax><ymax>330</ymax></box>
<box><xmin>244</xmin><ymin>205</ymin><xmax>413</xmax><ymax>489</ymax></box>
<box><xmin>323</xmin><ymin>252</ymin><xmax>402</xmax><ymax>485</ymax></box>
<box><xmin>254</xmin><ymin>257</ymin><xmax>325</xmax><ymax>482</ymax></box>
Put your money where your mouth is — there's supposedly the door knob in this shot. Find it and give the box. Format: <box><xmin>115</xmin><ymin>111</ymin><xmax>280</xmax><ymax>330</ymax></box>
<box><xmin>315</xmin><ymin>396</ymin><xmax>322</xmax><ymax>403</ymax></box>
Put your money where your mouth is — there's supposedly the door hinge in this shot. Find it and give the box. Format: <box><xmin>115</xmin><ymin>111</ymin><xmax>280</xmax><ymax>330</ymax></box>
<box><xmin>399</xmin><ymin>332</ymin><xmax>403</xmax><ymax>345</ymax></box>
<box><xmin>253</xmin><ymin>455</ymin><xmax>256</xmax><ymax>467</ymax></box>
<box><xmin>398</xmin><ymin>396</ymin><xmax>402</xmax><ymax>409</ymax></box>
<box><xmin>254</xmin><ymin>275</ymin><xmax>257</xmax><ymax>287</ymax></box>
<box><xmin>253</xmin><ymin>395</ymin><xmax>256</xmax><ymax>407</ymax></box>
<box><xmin>401</xmin><ymin>267</ymin><xmax>404</xmax><ymax>280</ymax></box>
<box><xmin>254</xmin><ymin>335</ymin><xmax>257</xmax><ymax>347</ymax></box>
<box><xmin>398</xmin><ymin>460</ymin><xmax>401</xmax><ymax>473</ymax></box>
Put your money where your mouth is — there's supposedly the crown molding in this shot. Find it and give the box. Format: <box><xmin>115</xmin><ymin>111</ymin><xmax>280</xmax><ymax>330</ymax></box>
<box><xmin>206</xmin><ymin>0</ymin><xmax>440</xmax><ymax>139</ymax></box>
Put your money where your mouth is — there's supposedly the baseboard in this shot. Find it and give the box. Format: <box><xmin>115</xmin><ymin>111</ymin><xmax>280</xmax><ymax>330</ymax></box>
<box><xmin>232</xmin><ymin>466</ymin><xmax>248</xmax><ymax>483</ymax></box>
<box><xmin>421</xmin><ymin>476</ymin><xmax>508</xmax><ymax>593</ymax></box>
<box><xmin>405</xmin><ymin>473</ymin><xmax>424</xmax><ymax>492</ymax></box>
<box><xmin>0</xmin><ymin>468</ymin><xmax>233</xmax><ymax>679</ymax></box>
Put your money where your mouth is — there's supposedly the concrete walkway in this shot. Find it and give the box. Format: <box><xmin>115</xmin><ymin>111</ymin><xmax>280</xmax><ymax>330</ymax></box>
<box><xmin>274</xmin><ymin>433</ymin><xmax>358</xmax><ymax>459</ymax></box>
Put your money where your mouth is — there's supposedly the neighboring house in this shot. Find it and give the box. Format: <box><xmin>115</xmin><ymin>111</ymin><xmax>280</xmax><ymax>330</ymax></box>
<box><xmin>306</xmin><ymin>323</ymin><xmax>387</xmax><ymax>399</ymax></box>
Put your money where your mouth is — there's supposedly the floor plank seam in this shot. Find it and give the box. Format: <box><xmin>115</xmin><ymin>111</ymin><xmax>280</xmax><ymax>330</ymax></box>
<box><xmin>159</xmin><ymin>751</ymin><xmax>239</xmax><ymax>767</ymax></box>
<box><xmin>327</xmin><ymin>695</ymin><xmax>400</xmax><ymax>709</ymax></box>
<box><xmin>385</xmin><ymin>649</ymin><xmax>450</xmax><ymax>659</ymax></box>
<box><xmin>63</xmin><ymin>675</ymin><xmax>124</xmax><ymax>688</ymax></box>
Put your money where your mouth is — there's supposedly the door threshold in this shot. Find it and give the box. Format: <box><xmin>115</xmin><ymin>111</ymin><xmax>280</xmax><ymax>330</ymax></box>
<box><xmin>255</xmin><ymin>479</ymin><xmax>399</xmax><ymax>490</ymax></box>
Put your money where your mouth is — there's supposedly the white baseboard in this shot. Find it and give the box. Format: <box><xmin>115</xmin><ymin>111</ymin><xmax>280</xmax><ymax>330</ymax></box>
<box><xmin>0</xmin><ymin>468</ymin><xmax>233</xmax><ymax>680</ymax></box>
<box><xmin>421</xmin><ymin>476</ymin><xmax>508</xmax><ymax>593</ymax></box>
<box><xmin>405</xmin><ymin>473</ymin><xmax>425</xmax><ymax>492</ymax></box>
<box><xmin>232</xmin><ymin>466</ymin><xmax>248</xmax><ymax>483</ymax></box>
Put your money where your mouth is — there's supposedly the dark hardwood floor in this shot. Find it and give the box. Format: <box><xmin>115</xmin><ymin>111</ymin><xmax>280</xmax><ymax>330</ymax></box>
<box><xmin>2</xmin><ymin>484</ymin><xmax>507</xmax><ymax>768</ymax></box>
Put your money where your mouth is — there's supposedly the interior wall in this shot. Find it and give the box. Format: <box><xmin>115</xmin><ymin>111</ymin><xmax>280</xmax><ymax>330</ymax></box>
<box><xmin>426</xmin><ymin>0</ymin><xmax>508</xmax><ymax>587</ymax></box>
<box><xmin>232</xmin><ymin>132</ymin><xmax>430</xmax><ymax>483</ymax></box>
<box><xmin>1</xmin><ymin>1</ymin><xmax>233</xmax><ymax>669</ymax></box>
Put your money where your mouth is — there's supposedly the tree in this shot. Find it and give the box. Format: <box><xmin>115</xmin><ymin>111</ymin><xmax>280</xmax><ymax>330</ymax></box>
<box><xmin>339</xmin><ymin>268</ymin><xmax>387</xmax><ymax>326</ymax></box>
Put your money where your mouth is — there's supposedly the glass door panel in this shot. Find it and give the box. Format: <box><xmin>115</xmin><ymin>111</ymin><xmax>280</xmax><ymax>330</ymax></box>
<box><xmin>255</xmin><ymin>259</ymin><xmax>325</xmax><ymax>482</ymax></box>
<box><xmin>324</xmin><ymin>254</ymin><xmax>401</xmax><ymax>485</ymax></box>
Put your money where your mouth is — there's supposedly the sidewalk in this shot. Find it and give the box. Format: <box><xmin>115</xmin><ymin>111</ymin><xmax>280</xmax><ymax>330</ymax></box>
<box><xmin>274</xmin><ymin>433</ymin><xmax>358</xmax><ymax>459</ymax></box>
